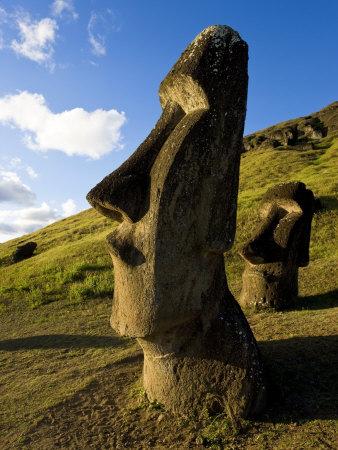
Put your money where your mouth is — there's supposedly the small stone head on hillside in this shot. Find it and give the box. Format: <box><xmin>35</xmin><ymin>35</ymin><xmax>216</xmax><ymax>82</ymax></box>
<box><xmin>239</xmin><ymin>181</ymin><xmax>315</xmax><ymax>310</ymax></box>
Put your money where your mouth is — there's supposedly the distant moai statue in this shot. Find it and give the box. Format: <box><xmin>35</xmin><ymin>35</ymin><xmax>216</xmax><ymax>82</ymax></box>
<box><xmin>239</xmin><ymin>182</ymin><xmax>315</xmax><ymax>311</ymax></box>
<box><xmin>87</xmin><ymin>25</ymin><xmax>266</xmax><ymax>419</ymax></box>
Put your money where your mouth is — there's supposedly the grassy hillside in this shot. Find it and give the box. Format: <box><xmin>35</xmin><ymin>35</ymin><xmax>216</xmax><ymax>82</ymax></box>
<box><xmin>0</xmin><ymin>104</ymin><xmax>337</xmax><ymax>449</ymax></box>
<box><xmin>243</xmin><ymin>101</ymin><xmax>338</xmax><ymax>152</ymax></box>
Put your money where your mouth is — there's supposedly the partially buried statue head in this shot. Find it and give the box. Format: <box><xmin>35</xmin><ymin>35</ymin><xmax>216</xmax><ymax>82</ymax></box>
<box><xmin>87</xmin><ymin>25</ymin><xmax>266</xmax><ymax>419</ymax></box>
<box><xmin>239</xmin><ymin>181</ymin><xmax>315</xmax><ymax>310</ymax></box>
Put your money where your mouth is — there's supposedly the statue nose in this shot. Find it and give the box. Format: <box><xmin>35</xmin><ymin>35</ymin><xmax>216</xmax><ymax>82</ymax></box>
<box><xmin>86</xmin><ymin>102</ymin><xmax>184</xmax><ymax>223</ymax></box>
<box><xmin>87</xmin><ymin>172</ymin><xmax>150</xmax><ymax>223</ymax></box>
<box><xmin>240</xmin><ymin>209</ymin><xmax>286</xmax><ymax>264</ymax></box>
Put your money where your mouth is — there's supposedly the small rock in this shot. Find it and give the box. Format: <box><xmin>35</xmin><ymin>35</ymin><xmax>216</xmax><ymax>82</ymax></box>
<box><xmin>12</xmin><ymin>241</ymin><xmax>37</xmax><ymax>262</ymax></box>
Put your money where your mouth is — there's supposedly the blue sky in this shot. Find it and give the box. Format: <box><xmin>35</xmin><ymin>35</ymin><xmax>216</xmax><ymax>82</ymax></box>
<box><xmin>0</xmin><ymin>0</ymin><xmax>337</xmax><ymax>242</ymax></box>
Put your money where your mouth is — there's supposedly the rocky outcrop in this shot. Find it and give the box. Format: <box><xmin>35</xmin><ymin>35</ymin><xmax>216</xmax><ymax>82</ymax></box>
<box><xmin>239</xmin><ymin>182</ymin><xmax>315</xmax><ymax>311</ymax></box>
<box><xmin>87</xmin><ymin>25</ymin><xmax>266</xmax><ymax>419</ymax></box>
<box><xmin>243</xmin><ymin>101</ymin><xmax>338</xmax><ymax>152</ymax></box>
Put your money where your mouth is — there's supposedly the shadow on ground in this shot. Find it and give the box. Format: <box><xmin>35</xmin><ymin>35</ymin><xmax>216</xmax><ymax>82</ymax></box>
<box><xmin>317</xmin><ymin>195</ymin><xmax>338</xmax><ymax>211</ymax></box>
<box><xmin>0</xmin><ymin>334</ymin><xmax>125</xmax><ymax>351</ymax></box>
<box><xmin>260</xmin><ymin>334</ymin><xmax>338</xmax><ymax>422</ymax></box>
<box><xmin>297</xmin><ymin>289</ymin><xmax>338</xmax><ymax>310</ymax></box>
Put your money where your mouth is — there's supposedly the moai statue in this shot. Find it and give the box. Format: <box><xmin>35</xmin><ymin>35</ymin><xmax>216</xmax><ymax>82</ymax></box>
<box><xmin>239</xmin><ymin>182</ymin><xmax>315</xmax><ymax>311</ymax></box>
<box><xmin>87</xmin><ymin>25</ymin><xmax>266</xmax><ymax>419</ymax></box>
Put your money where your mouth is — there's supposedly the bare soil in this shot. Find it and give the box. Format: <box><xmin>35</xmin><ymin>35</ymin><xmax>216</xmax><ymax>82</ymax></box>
<box><xmin>5</xmin><ymin>301</ymin><xmax>336</xmax><ymax>450</ymax></box>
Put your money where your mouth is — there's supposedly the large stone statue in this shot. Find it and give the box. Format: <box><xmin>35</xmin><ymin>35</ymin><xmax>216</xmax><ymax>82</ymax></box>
<box><xmin>87</xmin><ymin>25</ymin><xmax>266</xmax><ymax>419</ymax></box>
<box><xmin>239</xmin><ymin>182</ymin><xmax>315</xmax><ymax>311</ymax></box>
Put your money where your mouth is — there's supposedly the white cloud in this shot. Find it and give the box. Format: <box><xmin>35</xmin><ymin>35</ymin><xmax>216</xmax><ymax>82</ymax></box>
<box><xmin>11</xmin><ymin>14</ymin><xmax>57</xmax><ymax>68</ymax></box>
<box><xmin>61</xmin><ymin>198</ymin><xmax>76</xmax><ymax>217</ymax></box>
<box><xmin>0</xmin><ymin>91</ymin><xmax>126</xmax><ymax>159</ymax></box>
<box><xmin>87</xmin><ymin>10</ymin><xmax>120</xmax><ymax>58</ymax></box>
<box><xmin>0</xmin><ymin>169</ymin><xmax>36</xmax><ymax>205</ymax></box>
<box><xmin>88</xmin><ymin>12</ymin><xmax>106</xmax><ymax>56</ymax></box>
<box><xmin>9</xmin><ymin>157</ymin><xmax>22</xmax><ymax>168</ymax></box>
<box><xmin>0</xmin><ymin>198</ymin><xmax>82</xmax><ymax>242</ymax></box>
<box><xmin>1</xmin><ymin>157</ymin><xmax>38</xmax><ymax>180</ymax></box>
<box><xmin>0</xmin><ymin>7</ymin><xmax>8</xmax><ymax>49</ymax></box>
<box><xmin>0</xmin><ymin>6</ymin><xmax>7</xmax><ymax>24</ymax></box>
<box><xmin>0</xmin><ymin>201</ymin><xmax>59</xmax><ymax>242</ymax></box>
<box><xmin>26</xmin><ymin>166</ymin><xmax>38</xmax><ymax>179</ymax></box>
<box><xmin>51</xmin><ymin>0</ymin><xmax>78</xmax><ymax>20</ymax></box>
<box><xmin>88</xmin><ymin>32</ymin><xmax>106</xmax><ymax>57</ymax></box>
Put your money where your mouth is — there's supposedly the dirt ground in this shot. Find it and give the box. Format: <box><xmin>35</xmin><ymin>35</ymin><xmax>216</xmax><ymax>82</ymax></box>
<box><xmin>1</xmin><ymin>298</ymin><xmax>337</xmax><ymax>450</ymax></box>
<box><xmin>19</xmin><ymin>337</ymin><xmax>338</xmax><ymax>450</ymax></box>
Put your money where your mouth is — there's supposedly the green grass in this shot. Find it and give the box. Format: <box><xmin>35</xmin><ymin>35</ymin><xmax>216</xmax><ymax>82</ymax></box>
<box><xmin>1</xmin><ymin>135</ymin><xmax>336</xmax><ymax>309</ymax></box>
<box><xmin>0</xmin><ymin>129</ymin><xmax>337</xmax><ymax>448</ymax></box>
<box><xmin>0</xmin><ymin>209</ymin><xmax>116</xmax><ymax>310</ymax></box>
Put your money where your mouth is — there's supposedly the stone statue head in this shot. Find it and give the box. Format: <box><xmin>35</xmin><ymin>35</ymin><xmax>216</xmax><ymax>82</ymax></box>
<box><xmin>240</xmin><ymin>181</ymin><xmax>315</xmax><ymax>268</ymax></box>
<box><xmin>87</xmin><ymin>26</ymin><xmax>248</xmax><ymax>338</ymax></box>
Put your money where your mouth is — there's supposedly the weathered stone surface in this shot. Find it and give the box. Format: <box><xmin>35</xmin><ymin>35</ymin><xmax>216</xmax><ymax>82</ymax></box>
<box><xmin>12</xmin><ymin>241</ymin><xmax>37</xmax><ymax>262</ymax></box>
<box><xmin>87</xmin><ymin>25</ymin><xmax>266</xmax><ymax>419</ymax></box>
<box><xmin>239</xmin><ymin>182</ymin><xmax>315</xmax><ymax>311</ymax></box>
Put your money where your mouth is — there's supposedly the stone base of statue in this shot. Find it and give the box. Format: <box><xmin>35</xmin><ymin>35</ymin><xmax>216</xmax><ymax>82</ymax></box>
<box><xmin>139</xmin><ymin>266</ymin><xmax>266</xmax><ymax>418</ymax></box>
<box><xmin>239</xmin><ymin>265</ymin><xmax>298</xmax><ymax>311</ymax></box>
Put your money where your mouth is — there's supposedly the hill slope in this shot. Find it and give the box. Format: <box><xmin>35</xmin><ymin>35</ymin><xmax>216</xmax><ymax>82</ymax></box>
<box><xmin>0</xmin><ymin>103</ymin><xmax>337</xmax><ymax>449</ymax></box>
<box><xmin>1</xmin><ymin>101</ymin><xmax>337</xmax><ymax>307</ymax></box>
<box><xmin>243</xmin><ymin>101</ymin><xmax>338</xmax><ymax>152</ymax></box>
